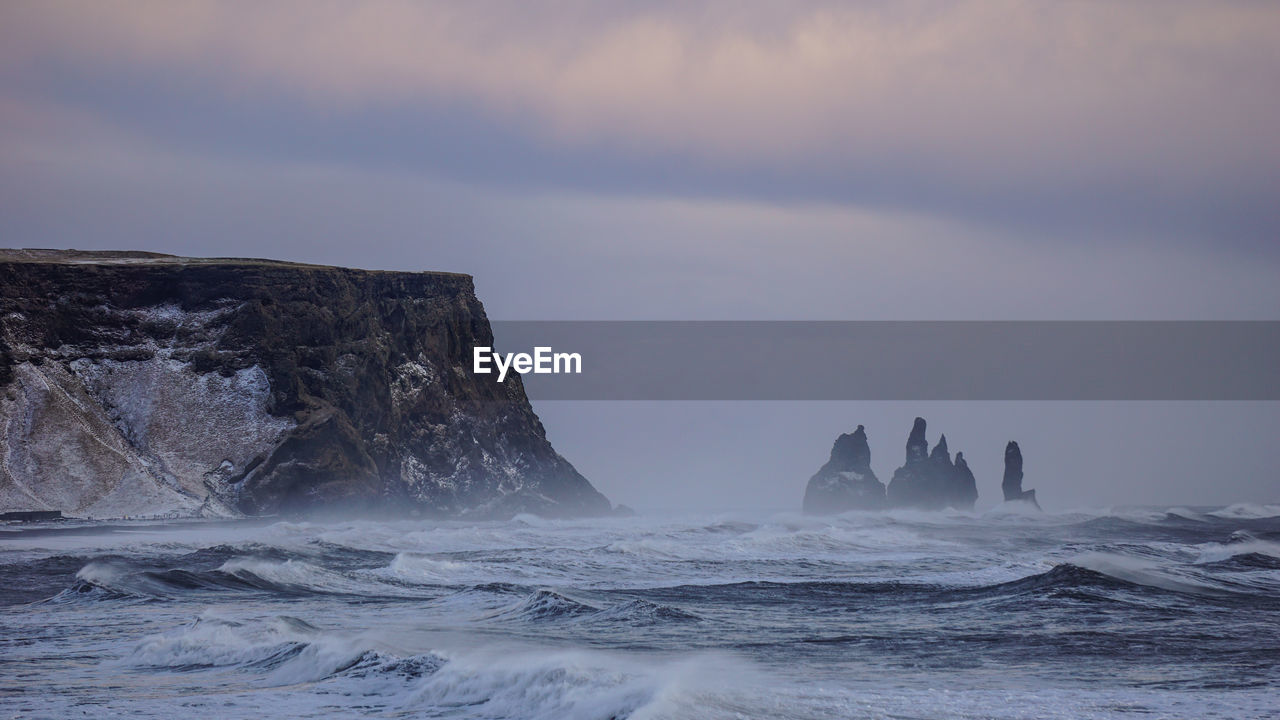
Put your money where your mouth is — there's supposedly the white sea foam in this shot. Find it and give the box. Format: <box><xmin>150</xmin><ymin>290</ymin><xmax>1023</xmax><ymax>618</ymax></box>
<box><xmin>1206</xmin><ymin>502</ymin><xmax>1280</xmax><ymax>520</ymax></box>
<box><xmin>403</xmin><ymin>648</ymin><xmax>739</xmax><ymax>720</ymax></box>
<box><xmin>217</xmin><ymin>556</ymin><xmax>424</xmax><ymax>598</ymax></box>
<box><xmin>1193</xmin><ymin>537</ymin><xmax>1280</xmax><ymax>564</ymax></box>
<box><xmin>6</xmin><ymin>507</ymin><xmax>1280</xmax><ymax>720</ymax></box>
<box><xmin>1068</xmin><ymin>551</ymin><xmax>1236</xmax><ymax>596</ymax></box>
<box><xmin>387</xmin><ymin>552</ymin><xmax>472</xmax><ymax>583</ymax></box>
<box><xmin>123</xmin><ymin>611</ymin><xmax>395</xmax><ymax>686</ymax></box>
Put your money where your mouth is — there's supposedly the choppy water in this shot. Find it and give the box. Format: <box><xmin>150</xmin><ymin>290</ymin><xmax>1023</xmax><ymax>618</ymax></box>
<box><xmin>2</xmin><ymin>505</ymin><xmax>1279</xmax><ymax>719</ymax></box>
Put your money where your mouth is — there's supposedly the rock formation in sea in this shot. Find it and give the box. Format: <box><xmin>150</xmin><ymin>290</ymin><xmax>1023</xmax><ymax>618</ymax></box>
<box><xmin>886</xmin><ymin>417</ymin><xmax>978</xmax><ymax>511</ymax></box>
<box><xmin>804</xmin><ymin>418</ymin><xmax>1041</xmax><ymax>513</ymax></box>
<box><xmin>951</xmin><ymin>452</ymin><xmax>979</xmax><ymax>510</ymax></box>
<box><xmin>1001</xmin><ymin>441</ymin><xmax>1040</xmax><ymax>509</ymax></box>
<box><xmin>802</xmin><ymin>425</ymin><xmax>886</xmax><ymax>513</ymax></box>
<box><xmin>0</xmin><ymin>249</ymin><xmax>613</xmax><ymax>519</ymax></box>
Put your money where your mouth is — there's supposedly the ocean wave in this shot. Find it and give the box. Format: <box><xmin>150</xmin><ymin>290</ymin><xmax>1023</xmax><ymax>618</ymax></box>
<box><xmin>482</xmin><ymin>588</ymin><xmax>601</xmax><ymax>622</ymax></box>
<box><xmin>124</xmin><ymin>612</ymin><xmax>440</xmax><ymax>686</ymax></box>
<box><xmin>59</xmin><ymin>559</ymin><xmax>198</xmax><ymax>601</ymax></box>
<box><xmin>1206</xmin><ymin>503</ymin><xmax>1280</xmax><ymax>520</ymax></box>
<box><xmin>1064</xmin><ymin>553</ymin><xmax>1251</xmax><ymax>598</ymax></box>
<box><xmin>980</xmin><ymin>501</ymin><xmax>1047</xmax><ymax>519</ymax></box>
<box><xmin>127</xmin><ymin>614</ymin><xmax>314</xmax><ymax>673</ymax></box>
<box><xmin>1161</xmin><ymin>507</ymin><xmax>1207</xmax><ymax>522</ymax></box>
<box><xmin>637</xmin><ymin>555</ymin><xmax>1273</xmax><ymax>606</ymax></box>
<box><xmin>216</xmin><ymin>556</ymin><xmax>425</xmax><ymax>599</ymax></box>
<box><xmin>602</xmin><ymin>521</ymin><xmax>952</xmax><ymax>564</ymax></box>
<box><xmin>403</xmin><ymin>648</ymin><xmax>660</xmax><ymax>720</ymax></box>
<box><xmin>123</xmin><ymin>611</ymin><xmax>706</xmax><ymax>719</ymax></box>
<box><xmin>967</xmin><ymin>563</ymin><xmax>1137</xmax><ymax>597</ymax></box>
<box><xmin>586</xmin><ymin>599</ymin><xmax>701</xmax><ymax>626</ymax></box>
<box><xmin>642</xmin><ymin>579</ymin><xmax>930</xmax><ymax>605</ymax></box>
<box><xmin>478</xmin><ymin>588</ymin><xmax>701</xmax><ymax>627</ymax></box>
<box><xmin>387</xmin><ymin>552</ymin><xmax>472</xmax><ymax>584</ymax></box>
<box><xmin>879</xmin><ymin>507</ymin><xmax>980</xmax><ymax>523</ymax></box>
<box><xmin>51</xmin><ymin>558</ymin><xmax>301</xmax><ymax>603</ymax></box>
<box><xmin>400</xmin><ymin>647</ymin><xmax>767</xmax><ymax>720</ymax></box>
<box><xmin>11</xmin><ymin>508</ymin><xmax>1280</xmax><ymax>719</ymax></box>
<box><xmin>50</xmin><ymin>554</ymin><xmax>435</xmax><ymax>603</ymax></box>
<box><xmin>912</xmin><ymin>558</ymin><xmax>1273</xmax><ymax>604</ymax></box>
<box><xmin>1194</xmin><ymin>536</ymin><xmax>1280</xmax><ymax>564</ymax></box>
<box><xmin>636</xmin><ymin>572</ymin><xmax>1103</xmax><ymax>606</ymax></box>
<box><xmin>511</xmin><ymin>513</ymin><xmax>561</xmax><ymax>527</ymax></box>
<box><xmin>457</xmin><ymin>581</ymin><xmax>530</xmax><ymax>596</ymax></box>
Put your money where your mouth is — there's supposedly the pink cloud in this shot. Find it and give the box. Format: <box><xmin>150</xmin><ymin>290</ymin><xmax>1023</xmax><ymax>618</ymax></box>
<box><xmin>2</xmin><ymin>1</ymin><xmax>1277</xmax><ymax>194</ymax></box>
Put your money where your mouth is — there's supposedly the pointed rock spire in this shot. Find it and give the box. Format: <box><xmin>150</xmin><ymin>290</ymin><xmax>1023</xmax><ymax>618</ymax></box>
<box><xmin>1002</xmin><ymin>441</ymin><xmax>1023</xmax><ymax>499</ymax></box>
<box><xmin>905</xmin><ymin>417</ymin><xmax>928</xmax><ymax>464</ymax></box>
<box><xmin>930</xmin><ymin>434</ymin><xmax>951</xmax><ymax>464</ymax></box>
<box><xmin>951</xmin><ymin>451</ymin><xmax>978</xmax><ymax>510</ymax></box>
<box><xmin>1002</xmin><ymin>440</ymin><xmax>1040</xmax><ymax>509</ymax></box>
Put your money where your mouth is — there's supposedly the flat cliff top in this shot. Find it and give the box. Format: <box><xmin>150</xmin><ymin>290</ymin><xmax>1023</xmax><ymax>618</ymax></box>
<box><xmin>0</xmin><ymin>248</ymin><xmax>471</xmax><ymax>279</ymax></box>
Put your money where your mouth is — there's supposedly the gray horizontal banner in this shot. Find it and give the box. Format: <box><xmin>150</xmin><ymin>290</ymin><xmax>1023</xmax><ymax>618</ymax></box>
<box><xmin>483</xmin><ymin>321</ymin><xmax>1280</xmax><ymax>400</ymax></box>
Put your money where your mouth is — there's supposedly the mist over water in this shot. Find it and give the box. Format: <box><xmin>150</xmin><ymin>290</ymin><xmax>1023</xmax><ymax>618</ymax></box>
<box><xmin>537</xmin><ymin>402</ymin><xmax>1280</xmax><ymax>512</ymax></box>
<box><xmin>4</xmin><ymin>506</ymin><xmax>1280</xmax><ymax>719</ymax></box>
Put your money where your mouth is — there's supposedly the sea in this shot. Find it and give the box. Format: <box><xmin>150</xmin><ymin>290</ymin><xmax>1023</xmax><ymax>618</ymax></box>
<box><xmin>2</xmin><ymin>505</ymin><xmax>1278</xmax><ymax>719</ymax></box>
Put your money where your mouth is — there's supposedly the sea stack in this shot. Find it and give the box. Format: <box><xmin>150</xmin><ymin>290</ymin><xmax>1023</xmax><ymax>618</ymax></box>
<box><xmin>802</xmin><ymin>425</ymin><xmax>886</xmax><ymax>514</ymax></box>
<box><xmin>886</xmin><ymin>417</ymin><xmax>978</xmax><ymax>511</ymax></box>
<box><xmin>1001</xmin><ymin>441</ymin><xmax>1040</xmax><ymax>509</ymax></box>
<box><xmin>952</xmin><ymin>452</ymin><xmax>979</xmax><ymax>510</ymax></box>
<box><xmin>0</xmin><ymin>250</ymin><xmax>613</xmax><ymax>520</ymax></box>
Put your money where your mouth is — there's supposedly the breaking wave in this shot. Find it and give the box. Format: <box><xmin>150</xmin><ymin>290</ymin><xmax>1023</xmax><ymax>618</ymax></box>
<box><xmin>117</xmin><ymin>612</ymin><xmax>723</xmax><ymax>720</ymax></box>
<box><xmin>482</xmin><ymin>588</ymin><xmax>600</xmax><ymax>622</ymax></box>
<box><xmin>9</xmin><ymin>505</ymin><xmax>1280</xmax><ymax>719</ymax></box>
<box><xmin>124</xmin><ymin>612</ymin><xmax>445</xmax><ymax>686</ymax></box>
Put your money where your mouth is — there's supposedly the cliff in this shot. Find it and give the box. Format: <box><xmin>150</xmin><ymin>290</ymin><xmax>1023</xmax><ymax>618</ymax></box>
<box><xmin>0</xmin><ymin>249</ymin><xmax>612</xmax><ymax>519</ymax></box>
<box><xmin>801</xmin><ymin>425</ymin><xmax>886</xmax><ymax>513</ymax></box>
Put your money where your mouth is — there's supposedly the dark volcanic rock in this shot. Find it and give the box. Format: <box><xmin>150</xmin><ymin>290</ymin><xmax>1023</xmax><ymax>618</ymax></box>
<box><xmin>0</xmin><ymin>249</ymin><xmax>612</xmax><ymax>519</ymax></box>
<box><xmin>952</xmin><ymin>452</ymin><xmax>979</xmax><ymax>510</ymax></box>
<box><xmin>929</xmin><ymin>433</ymin><xmax>951</xmax><ymax>473</ymax></box>
<box><xmin>905</xmin><ymin>416</ymin><xmax>929</xmax><ymax>464</ymax></box>
<box><xmin>1001</xmin><ymin>441</ymin><xmax>1040</xmax><ymax>509</ymax></box>
<box><xmin>802</xmin><ymin>425</ymin><xmax>886</xmax><ymax>514</ymax></box>
<box><xmin>886</xmin><ymin>418</ymin><xmax>978</xmax><ymax>510</ymax></box>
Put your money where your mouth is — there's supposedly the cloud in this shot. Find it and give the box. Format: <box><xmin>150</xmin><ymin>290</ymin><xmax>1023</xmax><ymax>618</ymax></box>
<box><xmin>4</xmin><ymin>2</ymin><xmax>1277</xmax><ymax>164</ymax></box>
<box><xmin>3</xmin><ymin>100</ymin><xmax>1279</xmax><ymax>322</ymax></box>
<box><xmin>1</xmin><ymin>1</ymin><xmax>1278</xmax><ymax>242</ymax></box>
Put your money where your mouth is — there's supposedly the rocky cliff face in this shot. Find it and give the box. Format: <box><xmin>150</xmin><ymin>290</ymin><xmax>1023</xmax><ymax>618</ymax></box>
<box><xmin>0</xmin><ymin>249</ymin><xmax>612</xmax><ymax>519</ymax></box>
<box><xmin>1001</xmin><ymin>441</ymin><xmax>1040</xmax><ymax>509</ymax></box>
<box><xmin>885</xmin><ymin>418</ymin><xmax>978</xmax><ymax>511</ymax></box>
<box><xmin>801</xmin><ymin>425</ymin><xmax>886</xmax><ymax>513</ymax></box>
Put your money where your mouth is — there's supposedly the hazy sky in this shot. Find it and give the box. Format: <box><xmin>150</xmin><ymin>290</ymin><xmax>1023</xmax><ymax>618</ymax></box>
<box><xmin>2</xmin><ymin>1</ymin><xmax>1277</xmax><ymax>510</ymax></box>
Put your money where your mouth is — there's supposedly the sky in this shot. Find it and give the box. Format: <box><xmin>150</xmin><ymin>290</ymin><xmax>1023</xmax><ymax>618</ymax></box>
<box><xmin>1</xmin><ymin>1</ymin><xmax>1278</xmax><ymax>510</ymax></box>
